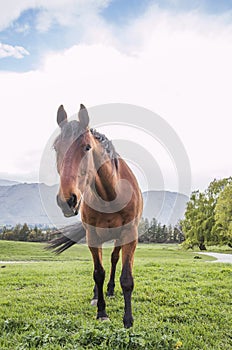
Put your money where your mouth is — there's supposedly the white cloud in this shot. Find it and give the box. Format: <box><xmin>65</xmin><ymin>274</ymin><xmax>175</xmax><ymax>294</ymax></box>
<box><xmin>0</xmin><ymin>1</ymin><xmax>30</xmax><ymax>31</ymax></box>
<box><xmin>0</xmin><ymin>6</ymin><xmax>232</xmax><ymax>192</ymax></box>
<box><xmin>0</xmin><ymin>43</ymin><xmax>29</xmax><ymax>59</ymax></box>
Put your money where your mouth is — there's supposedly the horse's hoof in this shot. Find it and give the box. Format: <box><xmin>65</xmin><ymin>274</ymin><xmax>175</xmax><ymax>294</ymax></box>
<box><xmin>106</xmin><ymin>290</ymin><xmax>115</xmax><ymax>297</ymax></box>
<box><xmin>98</xmin><ymin>316</ymin><xmax>110</xmax><ymax>322</ymax></box>
<box><xmin>124</xmin><ymin>322</ymin><xmax>133</xmax><ymax>329</ymax></box>
<box><xmin>90</xmin><ymin>299</ymin><xmax>98</xmax><ymax>306</ymax></box>
<box><xmin>123</xmin><ymin>316</ymin><xmax>134</xmax><ymax>328</ymax></box>
<box><xmin>107</xmin><ymin>295</ymin><xmax>115</xmax><ymax>299</ymax></box>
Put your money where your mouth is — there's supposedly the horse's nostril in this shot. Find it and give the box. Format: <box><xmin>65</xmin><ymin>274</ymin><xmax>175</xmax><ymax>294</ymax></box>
<box><xmin>67</xmin><ymin>193</ymin><xmax>77</xmax><ymax>208</ymax></box>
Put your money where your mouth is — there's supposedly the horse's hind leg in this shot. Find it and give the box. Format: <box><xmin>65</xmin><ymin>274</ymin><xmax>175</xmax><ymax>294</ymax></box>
<box><xmin>89</xmin><ymin>246</ymin><xmax>109</xmax><ymax>320</ymax></box>
<box><xmin>107</xmin><ymin>245</ymin><xmax>121</xmax><ymax>297</ymax></box>
<box><xmin>120</xmin><ymin>239</ymin><xmax>137</xmax><ymax>328</ymax></box>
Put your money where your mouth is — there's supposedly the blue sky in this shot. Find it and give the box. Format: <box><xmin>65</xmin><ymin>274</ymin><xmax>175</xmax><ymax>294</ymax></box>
<box><xmin>1</xmin><ymin>1</ymin><xmax>150</xmax><ymax>71</ymax></box>
<box><xmin>1</xmin><ymin>0</ymin><xmax>232</xmax><ymax>72</ymax></box>
<box><xmin>0</xmin><ymin>0</ymin><xmax>232</xmax><ymax>193</ymax></box>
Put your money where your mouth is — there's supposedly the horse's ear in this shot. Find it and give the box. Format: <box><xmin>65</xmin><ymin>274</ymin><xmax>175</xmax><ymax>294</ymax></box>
<box><xmin>57</xmin><ymin>105</ymin><xmax>68</xmax><ymax>128</ymax></box>
<box><xmin>78</xmin><ymin>104</ymin><xmax>89</xmax><ymax>129</ymax></box>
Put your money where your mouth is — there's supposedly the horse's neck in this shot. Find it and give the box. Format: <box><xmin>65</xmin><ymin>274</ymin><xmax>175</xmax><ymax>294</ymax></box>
<box><xmin>87</xmin><ymin>143</ymin><xmax>118</xmax><ymax>202</ymax></box>
<box><xmin>84</xmin><ymin>158</ymin><xmax>135</xmax><ymax>213</ymax></box>
<box><xmin>93</xmin><ymin>161</ymin><xmax>118</xmax><ymax>201</ymax></box>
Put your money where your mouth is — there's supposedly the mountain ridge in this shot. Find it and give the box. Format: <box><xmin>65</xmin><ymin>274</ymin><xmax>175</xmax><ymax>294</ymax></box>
<box><xmin>0</xmin><ymin>181</ymin><xmax>189</xmax><ymax>226</ymax></box>
<box><xmin>0</xmin><ymin>179</ymin><xmax>21</xmax><ymax>186</ymax></box>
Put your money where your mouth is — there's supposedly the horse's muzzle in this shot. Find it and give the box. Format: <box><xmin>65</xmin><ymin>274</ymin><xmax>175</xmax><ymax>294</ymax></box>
<box><xmin>56</xmin><ymin>194</ymin><xmax>81</xmax><ymax>217</ymax></box>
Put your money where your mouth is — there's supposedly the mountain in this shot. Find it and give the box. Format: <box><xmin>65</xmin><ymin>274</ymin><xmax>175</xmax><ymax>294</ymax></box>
<box><xmin>142</xmin><ymin>190</ymin><xmax>189</xmax><ymax>225</ymax></box>
<box><xmin>0</xmin><ymin>181</ymin><xmax>189</xmax><ymax>226</ymax></box>
<box><xmin>0</xmin><ymin>182</ymin><xmax>78</xmax><ymax>227</ymax></box>
<box><xmin>0</xmin><ymin>179</ymin><xmax>20</xmax><ymax>186</ymax></box>
<box><xmin>0</xmin><ymin>183</ymin><xmax>51</xmax><ymax>226</ymax></box>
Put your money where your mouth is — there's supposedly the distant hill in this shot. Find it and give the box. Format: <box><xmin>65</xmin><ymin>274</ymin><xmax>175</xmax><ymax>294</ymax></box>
<box><xmin>142</xmin><ymin>190</ymin><xmax>189</xmax><ymax>225</ymax></box>
<box><xmin>0</xmin><ymin>179</ymin><xmax>20</xmax><ymax>186</ymax></box>
<box><xmin>0</xmin><ymin>183</ymin><xmax>52</xmax><ymax>226</ymax></box>
<box><xmin>0</xmin><ymin>181</ymin><xmax>189</xmax><ymax>226</ymax></box>
<box><xmin>0</xmin><ymin>183</ymin><xmax>78</xmax><ymax>227</ymax></box>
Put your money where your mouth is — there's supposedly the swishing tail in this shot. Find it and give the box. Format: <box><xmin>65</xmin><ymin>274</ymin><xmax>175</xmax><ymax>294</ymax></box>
<box><xmin>46</xmin><ymin>222</ymin><xmax>86</xmax><ymax>254</ymax></box>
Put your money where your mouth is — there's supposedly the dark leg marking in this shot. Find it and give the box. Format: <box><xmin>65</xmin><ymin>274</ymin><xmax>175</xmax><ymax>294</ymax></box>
<box><xmin>89</xmin><ymin>247</ymin><xmax>109</xmax><ymax>320</ymax></box>
<box><xmin>120</xmin><ymin>240</ymin><xmax>137</xmax><ymax>328</ymax></box>
<box><xmin>107</xmin><ymin>245</ymin><xmax>121</xmax><ymax>297</ymax></box>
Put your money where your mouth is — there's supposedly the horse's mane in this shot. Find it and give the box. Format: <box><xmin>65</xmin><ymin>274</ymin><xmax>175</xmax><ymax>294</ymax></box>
<box><xmin>90</xmin><ymin>128</ymin><xmax>119</xmax><ymax>170</ymax></box>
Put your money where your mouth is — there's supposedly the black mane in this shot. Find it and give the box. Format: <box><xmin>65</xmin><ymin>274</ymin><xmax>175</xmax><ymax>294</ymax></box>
<box><xmin>90</xmin><ymin>128</ymin><xmax>119</xmax><ymax>170</ymax></box>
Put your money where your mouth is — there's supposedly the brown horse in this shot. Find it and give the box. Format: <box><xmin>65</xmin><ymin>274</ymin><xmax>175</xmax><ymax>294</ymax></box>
<box><xmin>50</xmin><ymin>104</ymin><xmax>143</xmax><ymax>328</ymax></box>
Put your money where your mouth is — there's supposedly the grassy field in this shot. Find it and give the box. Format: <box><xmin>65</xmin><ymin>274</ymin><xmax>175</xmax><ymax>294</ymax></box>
<box><xmin>0</xmin><ymin>241</ymin><xmax>231</xmax><ymax>350</ymax></box>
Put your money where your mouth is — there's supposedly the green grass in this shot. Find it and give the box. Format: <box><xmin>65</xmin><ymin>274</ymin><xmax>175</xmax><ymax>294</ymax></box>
<box><xmin>0</xmin><ymin>241</ymin><xmax>231</xmax><ymax>349</ymax></box>
<box><xmin>200</xmin><ymin>245</ymin><xmax>232</xmax><ymax>254</ymax></box>
<box><xmin>0</xmin><ymin>240</ymin><xmax>91</xmax><ymax>261</ymax></box>
<box><xmin>184</xmin><ymin>244</ymin><xmax>232</xmax><ymax>254</ymax></box>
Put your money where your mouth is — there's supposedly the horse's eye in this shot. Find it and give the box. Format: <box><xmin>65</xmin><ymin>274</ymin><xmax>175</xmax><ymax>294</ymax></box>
<box><xmin>84</xmin><ymin>144</ymin><xmax>91</xmax><ymax>151</ymax></box>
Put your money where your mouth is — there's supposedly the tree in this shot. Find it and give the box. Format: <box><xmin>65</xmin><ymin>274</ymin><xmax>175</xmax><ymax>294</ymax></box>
<box><xmin>138</xmin><ymin>217</ymin><xmax>175</xmax><ymax>243</ymax></box>
<box><xmin>13</xmin><ymin>224</ymin><xmax>22</xmax><ymax>240</ymax></box>
<box><xmin>138</xmin><ymin>217</ymin><xmax>150</xmax><ymax>242</ymax></box>
<box><xmin>148</xmin><ymin>218</ymin><xmax>158</xmax><ymax>242</ymax></box>
<box><xmin>181</xmin><ymin>177</ymin><xmax>232</xmax><ymax>249</ymax></box>
<box><xmin>173</xmin><ymin>223</ymin><xmax>185</xmax><ymax>243</ymax></box>
<box><xmin>181</xmin><ymin>191</ymin><xmax>207</xmax><ymax>249</ymax></box>
<box><xmin>0</xmin><ymin>224</ymin><xmax>50</xmax><ymax>242</ymax></box>
<box><xmin>167</xmin><ymin>225</ymin><xmax>174</xmax><ymax>243</ymax></box>
<box><xmin>2</xmin><ymin>230</ymin><xmax>15</xmax><ymax>241</ymax></box>
<box><xmin>214</xmin><ymin>182</ymin><xmax>232</xmax><ymax>246</ymax></box>
<box><xmin>18</xmin><ymin>223</ymin><xmax>30</xmax><ymax>241</ymax></box>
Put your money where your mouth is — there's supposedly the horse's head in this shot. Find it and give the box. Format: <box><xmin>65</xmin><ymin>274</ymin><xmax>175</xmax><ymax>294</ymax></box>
<box><xmin>54</xmin><ymin>104</ymin><xmax>95</xmax><ymax>217</ymax></box>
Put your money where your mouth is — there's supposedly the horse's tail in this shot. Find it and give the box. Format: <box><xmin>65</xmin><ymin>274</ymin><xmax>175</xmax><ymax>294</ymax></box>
<box><xmin>46</xmin><ymin>222</ymin><xmax>86</xmax><ymax>254</ymax></box>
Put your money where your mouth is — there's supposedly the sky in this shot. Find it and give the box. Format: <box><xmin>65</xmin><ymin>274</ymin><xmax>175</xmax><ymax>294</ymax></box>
<box><xmin>0</xmin><ymin>0</ymin><xmax>232</xmax><ymax>195</ymax></box>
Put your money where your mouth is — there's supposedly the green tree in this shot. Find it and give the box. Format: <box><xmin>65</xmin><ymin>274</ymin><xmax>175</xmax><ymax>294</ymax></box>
<box><xmin>138</xmin><ymin>217</ymin><xmax>150</xmax><ymax>242</ymax></box>
<box><xmin>181</xmin><ymin>191</ymin><xmax>207</xmax><ymax>249</ymax></box>
<box><xmin>173</xmin><ymin>224</ymin><xmax>184</xmax><ymax>243</ymax></box>
<box><xmin>148</xmin><ymin>218</ymin><xmax>158</xmax><ymax>242</ymax></box>
<box><xmin>2</xmin><ymin>230</ymin><xmax>15</xmax><ymax>241</ymax></box>
<box><xmin>214</xmin><ymin>182</ymin><xmax>232</xmax><ymax>246</ymax></box>
<box><xmin>28</xmin><ymin>230</ymin><xmax>37</xmax><ymax>242</ymax></box>
<box><xmin>158</xmin><ymin>225</ymin><xmax>168</xmax><ymax>243</ymax></box>
<box><xmin>18</xmin><ymin>223</ymin><xmax>30</xmax><ymax>241</ymax></box>
<box><xmin>13</xmin><ymin>224</ymin><xmax>22</xmax><ymax>241</ymax></box>
<box><xmin>181</xmin><ymin>177</ymin><xmax>232</xmax><ymax>249</ymax></box>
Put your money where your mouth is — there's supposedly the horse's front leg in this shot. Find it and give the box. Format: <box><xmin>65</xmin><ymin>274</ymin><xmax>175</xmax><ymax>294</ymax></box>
<box><xmin>120</xmin><ymin>239</ymin><xmax>137</xmax><ymax>328</ymax></box>
<box><xmin>107</xmin><ymin>244</ymin><xmax>121</xmax><ymax>297</ymax></box>
<box><xmin>90</xmin><ymin>284</ymin><xmax>98</xmax><ymax>306</ymax></box>
<box><xmin>89</xmin><ymin>246</ymin><xmax>109</xmax><ymax>320</ymax></box>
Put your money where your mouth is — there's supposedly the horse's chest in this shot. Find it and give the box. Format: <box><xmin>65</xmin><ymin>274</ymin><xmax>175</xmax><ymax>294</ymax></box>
<box><xmin>84</xmin><ymin>212</ymin><xmax>122</xmax><ymax>228</ymax></box>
